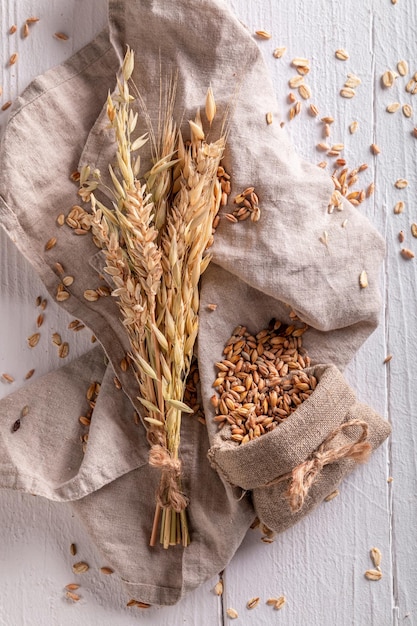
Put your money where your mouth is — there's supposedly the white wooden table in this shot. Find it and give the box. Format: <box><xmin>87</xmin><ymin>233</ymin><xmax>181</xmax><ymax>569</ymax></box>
<box><xmin>0</xmin><ymin>1</ymin><xmax>415</xmax><ymax>624</ymax></box>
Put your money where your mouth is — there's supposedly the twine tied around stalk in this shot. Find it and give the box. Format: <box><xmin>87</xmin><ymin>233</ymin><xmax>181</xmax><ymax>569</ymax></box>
<box><xmin>263</xmin><ymin>419</ymin><xmax>372</xmax><ymax>513</ymax></box>
<box><xmin>149</xmin><ymin>444</ymin><xmax>188</xmax><ymax>512</ymax></box>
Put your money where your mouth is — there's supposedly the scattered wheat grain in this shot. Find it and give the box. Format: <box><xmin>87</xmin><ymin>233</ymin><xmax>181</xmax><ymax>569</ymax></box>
<box><xmin>382</xmin><ymin>70</ymin><xmax>396</xmax><ymax>88</ymax></box>
<box><xmin>289</xmin><ymin>75</ymin><xmax>304</xmax><ymax>88</ymax></box>
<box><xmin>367</xmin><ymin>182</ymin><xmax>375</xmax><ymax>197</ymax></box>
<box><xmin>247</xmin><ymin>597</ymin><xmax>260</xmax><ymax>609</ymax></box>
<box><xmin>84</xmin><ymin>289</ymin><xmax>99</xmax><ymax>302</ymax></box>
<box><xmin>66</xmin><ymin>591</ymin><xmax>80</xmax><ymax>602</ymax></box>
<box><xmin>28</xmin><ymin>333</ymin><xmax>40</xmax><ymax>348</ymax></box>
<box><xmin>54</xmin><ymin>32</ymin><xmax>69</xmax><ymax>41</ymax></box>
<box><xmin>9</xmin><ymin>53</ymin><xmax>18</xmax><ymax>66</ymax></box>
<box><xmin>359</xmin><ymin>270</ymin><xmax>368</xmax><ymax>288</ymax></box>
<box><xmin>402</xmin><ymin>104</ymin><xmax>413</xmax><ymax>118</ymax></box>
<box><xmin>273</xmin><ymin>47</ymin><xmax>286</xmax><ymax>58</ymax></box>
<box><xmin>25</xmin><ymin>369</ymin><xmax>35</xmax><ymax>380</ymax></box>
<box><xmin>406</xmin><ymin>78</ymin><xmax>415</xmax><ymax>93</ymax></box>
<box><xmin>255</xmin><ymin>30</ymin><xmax>272</xmax><ymax>39</ymax></box>
<box><xmin>292</xmin><ymin>57</ymin><xmax>309</xmax><ymax>68</ymax></box>
<box><xmin>214</xmin><ymin>581</ymin><xmax>223</xmax><ymax>595</ymax></box>
<box><xmin>309</xmin><ymin>103</ymin><xmax>319</xmax><ymax>116</ymax></box>
<box><xmin>72</xmin><ymin>561</ymin><xmax>89</xmax><ymax>574</ymax></box>
<box><xmin>370</xmin><ymin>547</ymin><xmax>382</xmax><ymax>568</ymax></box>
<box><xmin>397</xmin><ymin>60</ymin><xmax>408</xmax><ymax>76</ymax></box>
<box><xmin>395</xmin><ymin>178</ymin><xmax>408</xmax><ymax>188</ymax></box>
<box><xmin>226</xmin><ymin>608</ymin><xmax>238</xmax><ymax>619</ymax></box>
<box><xmin>298</xmin><ymin>84</ymin><xmax>311</xmax><ymax>99</ymax></box>
<box><xmin>386</xmin><ymin>102</ymin><xmax>401</xmax><ymax>113</ymax></box>
<box><xmin>365</xmin><ymin>569</ymin><xmax>382</xmax><ymax>581</ymax></box>
<box><xmin>2</xmin><ymin>101</ymin><xmax>12</xmax><ymax>111</ymax></box>
<box><xmin>52</xmin><ymin>333</ymin><xmax>62</xmax><ymax>346</ymax></box>
<box><xmin>340</xmin><ymin>87</ymin><xmax>355</xmax><ymax>99</ymax></box>
<box><xmin>400</xmin><ymin>248</ymin><xmax>415</xmax><ymax>259</ymax></box>
<box><xmin>335</xmin><ymin>49</ymin><xmax>349</xmax><ymax>60</ymax></box>
<box><xmin>59</xmin><ymin>342</ymin><xmax>69</xmax><ymax>358</ymax></box>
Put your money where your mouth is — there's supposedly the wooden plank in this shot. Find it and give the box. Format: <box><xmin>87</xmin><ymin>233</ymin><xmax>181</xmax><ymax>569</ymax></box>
<box><xmin>2</xmin><ymin>0</ymin><xmax>417</xmax><ymax>623</ymax></box>
<box><xmin>0</xmin><ymin>2</ymin><xmax>222</xmax><ymax>624</ymax></box>
<box><xmin>224</xmin><ymin>0</ymin><xmax>393</xmax><ymax>624</ymax></box>
<box><xmin>372</xmin><ymin>1</ymin><xmax>417</xmax><ymax>622</ymax></box>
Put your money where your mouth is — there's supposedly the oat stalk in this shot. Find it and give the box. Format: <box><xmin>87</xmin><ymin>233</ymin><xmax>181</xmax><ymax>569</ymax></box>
<box><xmin>80</xmin><ymin>47</ymin><xmax>225</xmax><ymax>548</ymax></box>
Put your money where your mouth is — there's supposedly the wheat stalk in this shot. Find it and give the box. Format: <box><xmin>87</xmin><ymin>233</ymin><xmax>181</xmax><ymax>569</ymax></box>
<box><xmin>80</xmin><ymin>47</ymin><xmax>225</xmax><ymax>548</ymax></box>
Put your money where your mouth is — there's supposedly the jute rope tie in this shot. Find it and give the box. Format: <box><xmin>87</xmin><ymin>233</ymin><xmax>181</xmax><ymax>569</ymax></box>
<box><xmin>262</xmin><ymin>419</ymin><xmax>371</xmax><ymax>513</ymax></box>
<box><xmin>148</xmin><ymin>444</ymin><xmax>188</xmax><ymax>512</ymax></box>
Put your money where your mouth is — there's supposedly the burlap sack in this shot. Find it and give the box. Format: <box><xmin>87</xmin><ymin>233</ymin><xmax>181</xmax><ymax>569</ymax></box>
<box><xmin>208</xmin><ymin>364</ymin><xmax>391</xmax><ymax>533</ymax></box>
<box><xmin>0</xmin><ymin>0</ymin><xmax>388</xmax><ymax>607</ymax></box>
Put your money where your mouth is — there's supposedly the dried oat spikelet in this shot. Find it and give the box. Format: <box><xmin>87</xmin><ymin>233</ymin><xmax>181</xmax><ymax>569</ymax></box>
<box><xmin>205</xmin><ymin>86</ymin><xmax>216</xmax><ymax>125</ymax></box>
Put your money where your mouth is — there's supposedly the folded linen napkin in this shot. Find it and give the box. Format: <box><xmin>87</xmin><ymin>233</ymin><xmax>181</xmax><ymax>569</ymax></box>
<box><xmin>0</xmin><ymin>0</ymin><xmax>389</xmax><ymax>606</ymax></box>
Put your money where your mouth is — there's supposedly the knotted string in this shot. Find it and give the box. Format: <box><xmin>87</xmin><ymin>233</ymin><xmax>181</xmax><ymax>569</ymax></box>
<box><xmin>262</xmin><ymin>419</ymin><xmax>371</xmax><ymax>513</ymax></box>
<box><xmin>149</xmin><ymin>444</ymin><xmax>188</xmax><ymax>512</ymax></box>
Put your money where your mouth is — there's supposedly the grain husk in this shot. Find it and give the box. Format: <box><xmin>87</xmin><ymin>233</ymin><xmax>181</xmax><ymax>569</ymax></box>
<box><xmin>66</xmin><ymin>591</ymin><xmax>80</xmax><ymax>602</ymax></box>
<box><xmin>400</xmin><ymin>248</ymin><xmax>414</xmax><ymax>259</ymax></box>
<box><xmin>255</xmin><ymin>30</ymin><xmax>272</xmax><ymax>39</ymax></box>
<box><xmin>273</xmin><ymin>47</ymin><xmax>286</xmax><ymax>58</ymax></box>
<box><xmin>28</xmin><ymin>333</ymin><xmax>40</xmax><ymax>348</ymax></box>
<box><xmin>335</xmin><ymin>49</ymin><xmax>349</xmax><ymax>60</ymax></box>
<box><xmin>365</xmin><ymin>569</ymin><xmax>382</xmax><ymax>581</ymax></box>
<box><xmin>359</xmin><ymin>270</ymin><xmax>368</xmax><ymax>288</ymax></box>
<box><xmin>370</xmin><ymin>547</ymin><xmax>382</xmax><ymax>568</ymax></box>
<box><xmin>247</xmin><ymin>597</ymin><xmax>260</xmax><ymax>609</ymax></box>
<box><xmin>397</xmin><ymin>60</ymin><xmax>408</xmax><ymax>76</ymax></box>
<box><xmin>214</xmin><ymin>581</ymin><xmax>223</xmax><ymax>595</ymax></box>
<box><xmin>324</xmin><ymin>489</ymin><xmax>339</xmax><ymax>502</ymax></box>
<box><xmin>72</xmin><ymin>561</ymin><xmax>89</xmax><ymax>574</ymax></box>
<box><xmin>340</xmin><ymin>88</ymin><xmax>355</xmax><ymax>99</ymax></box>
<box><xmin>402</xmin><ymin>104</ymin><xmax>413</xmax><ymax>118</ymax></box>
<box><xmin>59</xmin><ymin>342</ymin><xmax>69</xmax><ymax>358</ymax></box>
<box><xmin>381</xmin><ymin>70</ymin><xmax>396</xmax><ymax>88</ymax></box>
<box><xmin>395</xmin><ymin>179</ymin><xmax>408</xmax><ymax>189</ymax></box>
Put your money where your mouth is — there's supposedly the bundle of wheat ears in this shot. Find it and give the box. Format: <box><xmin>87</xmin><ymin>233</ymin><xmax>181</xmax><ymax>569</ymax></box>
<box><xmin>79</xmin><ymin>48</ymin><xmax>225</xmax><ymax>548</ymax></box>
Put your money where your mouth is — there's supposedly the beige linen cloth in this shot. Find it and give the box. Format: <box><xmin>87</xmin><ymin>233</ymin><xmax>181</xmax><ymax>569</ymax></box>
<box><xmin>0</xmin><ymin>0</ymin><xmax>390</xmax><ymax>606</ymax></box>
